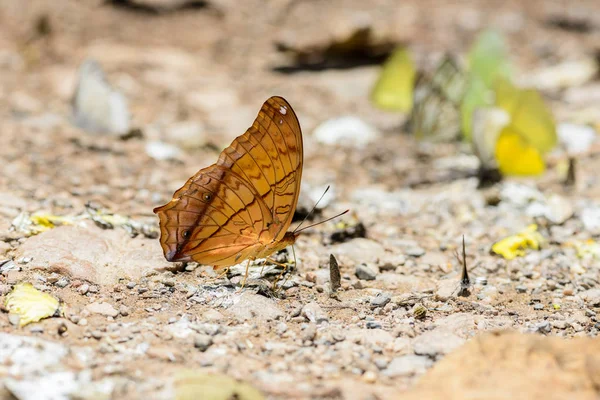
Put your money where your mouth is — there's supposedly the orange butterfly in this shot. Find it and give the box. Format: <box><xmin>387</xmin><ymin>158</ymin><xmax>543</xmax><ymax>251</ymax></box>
<box><xmin>154</xmin><ymin>96</ymin><xmax>303</xmax><ymax>280</ymax></box>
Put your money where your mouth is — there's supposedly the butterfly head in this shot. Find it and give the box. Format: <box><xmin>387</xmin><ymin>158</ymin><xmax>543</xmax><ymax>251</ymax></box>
<box><xmin>256</xmin><ymin>231</ymin><xmax>299</xmax><ymax>261</ymax></box>
<box><xmin>153</xmin><ymin>200</ymin><xmax>195</xmax><ymax>263</ymax></box>
<box><xmin>281</xmin><ymin>231</ymin><xmax>299</xmax><ymax>247</ymax></box>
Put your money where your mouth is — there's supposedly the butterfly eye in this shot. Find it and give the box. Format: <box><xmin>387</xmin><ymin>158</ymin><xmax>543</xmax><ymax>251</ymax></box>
<box><xmin>203</xmin><ymin>193</ymin><xmax>212</xmax><ymax>201</ymax></box>
<box><xmin>182</xmin><ymin>230</ymin><xmax>190</xmax><ymax>239</ymax></box>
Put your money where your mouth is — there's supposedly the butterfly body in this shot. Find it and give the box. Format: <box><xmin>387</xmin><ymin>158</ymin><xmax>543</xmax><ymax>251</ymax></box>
<box><xmin>154</xmin><ymin>97</ymin><xmax>303</xmax><ymax>271</ymax></box>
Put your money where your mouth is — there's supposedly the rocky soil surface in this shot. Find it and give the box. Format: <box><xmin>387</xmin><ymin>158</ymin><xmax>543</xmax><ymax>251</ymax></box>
<box><xmin>1</xmin><ymin>1</ymin><xmax>600</xmax><ymax>399</ymax></box>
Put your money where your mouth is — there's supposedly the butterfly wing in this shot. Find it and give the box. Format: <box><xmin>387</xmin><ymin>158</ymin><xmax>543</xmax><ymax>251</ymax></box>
<box><xmin>217</xmin><ymin>96</ymin><xmax>303</xmax><ymax>242</ymax></box>
<box><xmin>72</xmin><ymin>59</ymin><xmax>130</xmax><ymax>135</ymax></box>
<box><xmin>410</xmin><ymin>57</ymin><xmax>467</xmax><ymax>141</ymax></box>
<box><xmin>154</xmin><ymin>96</ymin><xmax>303</xmax><ymax>266</ymax></box>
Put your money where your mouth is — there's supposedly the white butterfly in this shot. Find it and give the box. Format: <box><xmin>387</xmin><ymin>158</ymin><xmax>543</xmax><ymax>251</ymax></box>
<box><xmin>72</xmin><ymin>59</ymin><xmax>130</xmax><ymax>135</ymax></box>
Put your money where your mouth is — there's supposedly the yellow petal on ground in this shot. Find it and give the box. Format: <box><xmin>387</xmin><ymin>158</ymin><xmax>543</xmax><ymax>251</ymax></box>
<box><xmin>371</xmin><ymin>46</ymin><xmax>416</xmax><ymax>112</ymax></box>
<box><xmin>574</xmin><ymin>239</ymin><xmax>600</xmax><ymax>260</ymax></box>
<box><xmin>174</xmin><ymin>370</ymin><xmax>265</xmax><ymax>400</ymax></box>
<box><xmin>30</xmin><ymin>213</ymin><xmax>73</xmax><ymax>231</ymax></box>
<box><xmin>91</xmin><ymin>212</ymin><xmax>130</xmax><ymax>227</ymax></box>
<box><xmin>495</xmin><ymin>126</ymin><xmax>546</xmax><ymax>176</ymax></box>
<box><xmin>492</xmin><ymin>224</ymin><xmax>544</xmax><ymax>260</ymax></box>
<box><xmin>12</xmin><ymin>212</ymin><xmax>75</xmax><ymax>236</ymax></box>
<box><xmin>4</xmin><ymin>283</ymin><xmax>60</xmax><ymax>327</ymax></box>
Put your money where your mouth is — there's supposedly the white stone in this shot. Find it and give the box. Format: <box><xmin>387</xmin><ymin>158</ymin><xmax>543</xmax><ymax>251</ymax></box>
<box><xmin>145</xmin><ymin>141</ymin><xmax>182</xmax><ymax>161</ymax></box>
<box><xmin>313</xmin><ymin>116</ymin><xmax>380</xmax><ymax>148</ymax></box>
<box><xmin>557</xmin><ymin>122</ymin><xmax>597</xmax><ymax>154</ymax></box>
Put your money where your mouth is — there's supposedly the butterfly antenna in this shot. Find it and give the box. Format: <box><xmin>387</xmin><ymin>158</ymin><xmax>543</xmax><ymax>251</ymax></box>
<box><xmin>293</xmin><ymin>185</ymin><xmax>331</xmax><ymax>233</ymax></box>
<box><xmin>294</xmin><ymin>209</ymin><xmax>349</xmax><ymax>234</ymax></box>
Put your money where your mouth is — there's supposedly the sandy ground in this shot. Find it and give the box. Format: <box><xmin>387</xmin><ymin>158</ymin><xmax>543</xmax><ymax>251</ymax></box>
<box><xmin>1</xmin><ymin>1</ymin><xmax>600</xmax><ymax>399</ymax></box>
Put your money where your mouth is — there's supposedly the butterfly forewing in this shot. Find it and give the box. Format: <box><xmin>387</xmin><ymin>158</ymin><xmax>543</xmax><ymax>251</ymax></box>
<box><xmin>218</xmin><ymin>97</ymin><xmax>303</xmax><ymax>241</ymax></box>
<box><xmin>154</xmin><ymin>96</ymin><xmax>303</xmax><ymax>267</ymax></box>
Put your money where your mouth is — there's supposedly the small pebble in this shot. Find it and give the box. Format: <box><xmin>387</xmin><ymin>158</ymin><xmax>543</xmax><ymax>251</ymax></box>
<box><xmin>353</xmin><ymin>280</ymin><xmax>366</xmax><ymax>289</ymax></box>
<box><xmin>275</xmin><ymin>322</ymin><xmax>288</xmax><ymax>335</ymax></box>
<box><xmin>194</xmin><ymin>334</ymin><xmax>213</xmax><ymax>351</ymax></box>
<box><xmin>119</xmin><ymin>305</ymin><xmax>130</xmax><ymax>316</ymax></box>
<box><xmin>162</xmin><ymin>279</ymin><xmax>175</xmax><ymax>287</ymax></box>
<box><xmin>355</xmin><ymin>264</ymin><xmax>377</xmax><ymax>281</ymax></box>
<box><xmin>126</xmin><ymin>282</ymin><xmax>136</xmax><ymax>289</ymax></box>
<box><xmin>516</xmin><ymin>285</ymin><xmax>527</xmax><ymax>293</ymax></box>
<box><xmin>366</xmin><ymin>321</ymin><xmax>382</xmax><ymax>329</ymax></box>
<box><xmin>55</xmin><ymin>277</ymin><xmax>69</xmax><ymax>288</ymax></box>
<box><xmin>302</xmin><ymin>324</ymin><xmax>317</xmax><ymax>342</ymax></box>
<box><xmin>78</xmin><ymin>284</ymin><xmax>90</xmax><ymax>295</ymax></box>
<box><xmin>29</xmin><ymin>325</ymin><xmax>44</xmax><ymax>334</ymax></box>
<box><xmin>475</xmin><ymin>277</ymin><xmax>488</xmax><ymax>286</ymax></box>
<box><xmin>370</xmin><ymin>293</ymin><xmax>391</xmax><ymax>308</ymax></box>
<box><xmin>535</xmin><ymin>321</ymin><xmax>551</xmax><ymax>333</ymax></box>
<box><xmin>571</xmin><ymin>323</ymin><xmax>584</xmax><ymax>332</ymax></box>
<box><xmin>533</xmin><ymin>304</ymin><xmax>544</xmax><ymax>310</ymax></box>
<box><xmin>374</xmin><ymin>358</ymin><xmax>388</xmax><ymax>370</ymax></box>
<box><xmin>362</xmin><ymin>370</ymin><xmax>377</xmax><ymax>383</ymax></box>
<box><xmin>405</xmin><ymin>247</ymin><xmax>425</xmax><ymax>257</ymax></box>
<box><xmin>552</xmin><ymin>320</ymin><xmax>567</xmax><ymax>329</ymax></box>
<box><xmin>585</xmin><ymin>309</ymin><xmax>597</xmax><ymax>317</ymax></box>
<box><xmin>305</xmin><ymin>272</ymin><xmax>316</xmax><ymax>283</ymax></box>
<box><xmin>301</xmin><ymin>302</ymin><xmax>329</xmax><ymax>324</ymax></box>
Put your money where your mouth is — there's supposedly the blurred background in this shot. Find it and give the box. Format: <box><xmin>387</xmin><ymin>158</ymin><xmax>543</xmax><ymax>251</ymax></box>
<box><xmin>1</xmin><ymin>0</ymin><xmax>598</xmax><ymax>221</ymax></box>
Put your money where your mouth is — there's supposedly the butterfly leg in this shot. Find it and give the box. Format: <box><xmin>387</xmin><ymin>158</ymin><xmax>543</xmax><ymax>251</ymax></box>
<box><xmin>266</xmin><ymin>257</ymin><xmax>290</xmax><ymax>290</ymax></box>
<box><xmin>240</xmin><ymin>259</ymin><xmax>252</xmax><ymax>289</ymax></box>
<box><xmin>216</xmin><ymin>266</ymin><xmax>230</xmax><ymax>280</ymax></box>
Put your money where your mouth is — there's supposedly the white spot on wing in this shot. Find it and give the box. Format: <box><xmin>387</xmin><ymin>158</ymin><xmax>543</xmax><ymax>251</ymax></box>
<box><xmin>279</xmin><ymin>119</ymin><xmax>283</xmax><ymax>125</ymax></box>
<box><xmin>279</xmin><ymin>105</ymin><xmax>287</xmax><ymax>115</ymax></box>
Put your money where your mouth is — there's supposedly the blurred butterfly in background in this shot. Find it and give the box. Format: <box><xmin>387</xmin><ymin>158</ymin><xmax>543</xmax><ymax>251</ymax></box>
<box><xmin>72</xmin><ymin>59</ymin><xmax>130</xmax><ymax>136</ymax></box>
<box><xmin>409</xmin><ymin>56</ymin><xmax>468</xmax><ymax>141</ymax></box>
<box><xmin>370</xmin><ymin>47</ymin><xmax>416</xmax><ymax>113</ymax></box>
<box><xmin>471</xmin><ymin>79</ymin><xmax>557</xmax><ymax>178</ymax></box>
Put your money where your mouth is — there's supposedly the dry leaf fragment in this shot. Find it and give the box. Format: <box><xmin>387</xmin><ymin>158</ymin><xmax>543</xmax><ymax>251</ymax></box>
<box><xmin>174</xmin><ymin>370</ymin><xmax>265</xmax><ymax>400</ymax></box>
